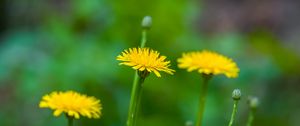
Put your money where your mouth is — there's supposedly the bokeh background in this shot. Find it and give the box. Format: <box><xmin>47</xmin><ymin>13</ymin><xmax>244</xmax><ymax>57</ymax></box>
<box><xmin>1</xmin><ymin>0</ymin><xmax>300</xmax><ymax>126</ymax></box>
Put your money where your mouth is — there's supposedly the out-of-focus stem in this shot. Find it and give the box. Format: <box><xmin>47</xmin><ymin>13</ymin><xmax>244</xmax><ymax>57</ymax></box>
<box><xmin>66</xmin><ymin>115</ymin><xmax>73</xmax><ymax>126</ymax></box>
<box><xmin>246</xmin><ymin>109</ymin><xmax>255</xmax><ymax>126</ymax></box>
<box><xmin>140</xmin><ymin>29</ymin><xmax>147</xmax><ymax>48</ymax></box>
<box><xmin>196</xmin><ymin>74</ymin><xmax>212</xmax><ymax>126</ymax></box>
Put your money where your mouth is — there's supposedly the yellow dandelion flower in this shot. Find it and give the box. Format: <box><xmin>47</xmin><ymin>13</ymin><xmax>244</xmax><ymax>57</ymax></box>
<box><xmin>177</xmin><ymin>50</ymin><xmax>239</xmax><ymax>78</ymax></box>
<box><xmin>39</xmin><ymin>91</ymin><xmax>102</xmax><ymax>119</ymax></box>
<box><xmin>116</xmin><ymin>47</ymin><xmax>175</xmax><ymax>77</ymax></box>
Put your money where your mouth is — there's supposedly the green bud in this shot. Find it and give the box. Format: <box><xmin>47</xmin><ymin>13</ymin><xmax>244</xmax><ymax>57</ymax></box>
<box><xmin>232</xmin><ymin>89</ymin><xmax>241</xmax><ymax>100</ymax></box>
<box><xmin>185</xmin><ymin>121</ymin><xmax>193</xmax><ymax>126</ymax></box>
<box><xmin>141</xmin><ymin>16</ymin><xmax>152</xmax><ymax>29</ymax></box>
<box><xmin>248</xmin><ymin>96</ymin><xmax>259</xmax><ymax>109</ymax></box>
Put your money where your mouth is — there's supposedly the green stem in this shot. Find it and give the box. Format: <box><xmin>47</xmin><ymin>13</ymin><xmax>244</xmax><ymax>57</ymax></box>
<box><xmin>126</xmin><ymin>72</ymin><xmax>145</xmax><ymax>126</ymax></box>
<box><xmin>127</xmin><ymin>23</ymin><xmax>149</xmax><ymax>126</ymax></box>
<box><xmin>140</xmin><ymin>29</ymin><xmax>147</xmax><ymax>48</ymax></box>
<box><xmin>228</xmin><ymin>100</ymin><xmax>239</xmax><ymax>126</ymax></box>
<box><xmin>246</xmin><ymin>109</ymin><xmax>255</xmax><ymax>126</ymax></box>
<box><xmin>134</xmin><ymin>80</ymin><xmax>144</xmax><ymax>126</ymax></box>
<box><xmin>67</xmin><ymin>115</ymin><xmax>73</xmax><ymax>126</ymax></box>
<box><xmin>196</xmin><ymin>74</ymin><xmax>212</xmax><ymax>126</ymax></box>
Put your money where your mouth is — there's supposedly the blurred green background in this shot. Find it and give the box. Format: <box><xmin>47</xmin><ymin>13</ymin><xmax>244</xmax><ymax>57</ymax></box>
<box><xmin>1</xmin><ymin>0</ymin><xmax>300</xmax><ymax>126</ymax></box>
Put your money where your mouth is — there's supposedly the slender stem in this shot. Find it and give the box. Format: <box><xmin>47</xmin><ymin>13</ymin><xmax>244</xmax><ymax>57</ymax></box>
<box><xmin>228</xmin><ymin>100</ymin><xmax>239</xmax><ymax>126</ymax></box>
<box><xmin>126</xmin><ymin>72</ymin><xmax>145</xmax><ymax>126</ymax></box>
<box><xmin>196</xmin><ymin>74</ymin><xmax>211</xmax><ymax>126</ymax></box>
<box><xmin>140</xmin><ymin>29</ymin><xmax>147</xmax><ymax>48</ymax></box>
<box><xmin>134</xmin><ymin>81</ymin><xmax>144</xmax><ymax>126</ymax></box>
<box><xmin>246</xmin><ymin>109</ymin><xmax>255</xmax><ymax>126</ymax></box>
<box><xmin>66</xmin><ymin>115</ymin><xmax>73</xmax><ymax>126</ymax></box>
<box><xmin>127</xmin><ymin>24</ymin><xmax>148</xmax><ymax>126</ymax></box>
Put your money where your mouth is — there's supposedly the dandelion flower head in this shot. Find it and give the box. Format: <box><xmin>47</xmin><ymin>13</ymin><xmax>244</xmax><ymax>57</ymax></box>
<box><xmin>39</xmin><ymin>91</ymin><xmax>102</xmax><ymax>119</ymax></box>
<box><xmin>177</xmin><ymin>50</ymin><xmax>239</xmax><ymax>78</ymax></box>
<box><xmin>117</xmin><ymin>47</ymin><xmax>175</xmax><ymax>77</ymax></box>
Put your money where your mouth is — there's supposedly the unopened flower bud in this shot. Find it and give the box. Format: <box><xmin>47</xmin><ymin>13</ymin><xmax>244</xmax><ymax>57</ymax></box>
<box><xmin>141</xmin><ymin>16</ymin><xmax>152</xmax><ymax>29</ymax></box>
<box><xmin>248</xmin><ymin>96</ymin><xmax>259</xmax><ymax>109</ymax></box>
<box><xmin>185</xmin><ymin>121</ymin><xmax>193</xmax><ymax>126</ymax></box>
<box><xmin>232</xmin><ymin>89</ymin><xmax>241</xmax><ymax>100</ymax></box>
